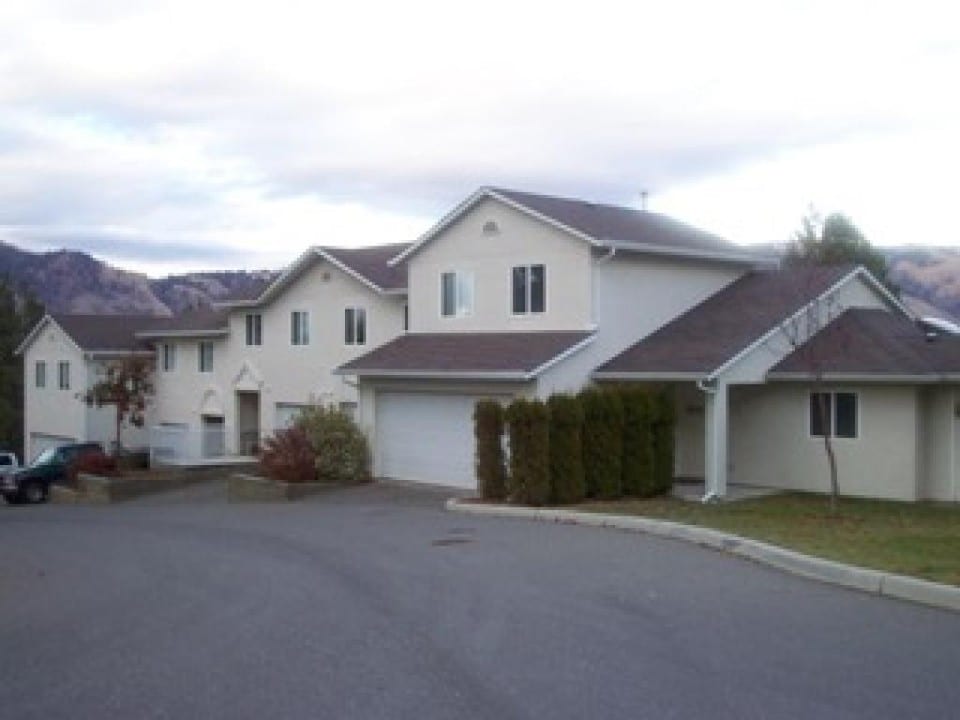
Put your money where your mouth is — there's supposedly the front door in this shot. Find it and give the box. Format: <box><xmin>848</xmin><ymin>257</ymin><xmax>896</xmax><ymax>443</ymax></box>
<box><xmin>236</xmin><ymin>392</ymin><xmax>260</xmax><ymax>455</ymax></box>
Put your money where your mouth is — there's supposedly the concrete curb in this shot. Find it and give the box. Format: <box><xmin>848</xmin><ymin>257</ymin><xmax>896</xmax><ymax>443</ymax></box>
<box><xmin>446</xmin><ymin>499</ymin><xmax>960</xmax><ymax>613</ymax></box>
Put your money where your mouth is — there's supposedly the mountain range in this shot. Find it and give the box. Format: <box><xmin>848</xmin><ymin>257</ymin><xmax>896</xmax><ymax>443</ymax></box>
<box><xmin>1</xmin><ymin>241</ymin><xmax>958</xmax><ymax>321</ymax></box>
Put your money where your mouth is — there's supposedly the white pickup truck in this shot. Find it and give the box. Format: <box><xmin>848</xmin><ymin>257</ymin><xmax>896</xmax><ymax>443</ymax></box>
<box><xmin>0</xmin><ymin>452</ymin><xmax>20</xmax><ymax>477</ymax></box>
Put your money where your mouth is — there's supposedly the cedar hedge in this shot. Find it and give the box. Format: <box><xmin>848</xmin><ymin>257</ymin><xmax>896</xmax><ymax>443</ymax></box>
<box><xmin>580</xmin><ymin>387</ymin><xmax>624</xmax><ymax>500</ymax></box>
<box><xmin>474</xmin><ymin>400</ymin><xmax>507</xmax><ymax>500</ymax></box>
<box><xmin>652</xmin><ymin>389</ymin><xmax>676</xmax><ymax>495</ymax></box>
<box><xmin>506</xmin><ymin>398</ymin><xmax>550</xmax><ymax>506</ymax></box>
<box><xmin>547</xmin><ymin>394</ymin><xmax>585</xmax><ymax>504</ymax></box>
<box><xmin>619</xmin><ymin>385</ymin><xmax>657</xmax><ymax>497</ymax></box>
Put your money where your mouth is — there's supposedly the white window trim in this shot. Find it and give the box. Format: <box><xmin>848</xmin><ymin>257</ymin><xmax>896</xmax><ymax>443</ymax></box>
<box><xmin>808</xmin><ymin>390</ymin><xmax>860</xmax><ymax>441</ymax></box>
<box><xmin>161</xmin><ymin>343</ymin><xmax>177</xmax><ymax>372</ymax></box>
<box><xmin>198</xmin><ymin>341</ymin><xmax>214</xmax><ymax>373</ymax></box>
<box><xmin>344</xmin><ymin>307</ymin><xmax>367</xmax><ymax>346</ymax></box>
<box><xmin>439</xmin><ymin>270</ymin><xmax>474</xmax><ymax>319</ymax></box>
<box><xmin>510</xmin><ymin>263</ymin><xmax>547</xmax><ymax>317</ymax></box>
<box><xmin>245</xmin><ymin>313</ymin><xmax>263</xmax><ymax>346</ymax></box>
<box><xmin>290</xmin><ymin>310</ymin><xmax>310</xmax><ymax>346</ymax></box>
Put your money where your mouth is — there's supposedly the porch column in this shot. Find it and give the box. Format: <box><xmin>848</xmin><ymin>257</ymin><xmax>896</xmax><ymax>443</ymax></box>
<box><xmin>703</xmin><ymin>381</ymin><xmax>729</xmax><ymax>499</ymax></box>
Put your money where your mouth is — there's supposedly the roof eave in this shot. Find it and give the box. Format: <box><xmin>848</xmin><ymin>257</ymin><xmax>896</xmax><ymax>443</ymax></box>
<box><xmin>603</xmin><ymin>240</ymin><xmax>777</xmax><ymax>267</ymax></box>
<box><xmin>135</xmin><ymin>328</ymin><xmax>230</xmax><ymax>340</ymax></box>
<box><xmin>767</xmin><ymin>371</ymin><xmax>959</xmax><ymax>384</ymax></box>
<box><xmin>334</xmin><ymin>368</ymin><xmax>532</xmax><ymax>381</ymax></box>
<box><xmin>592</xmin><ymin>370</ymin><xmax>706</xmax><ymax>382</ymax></box>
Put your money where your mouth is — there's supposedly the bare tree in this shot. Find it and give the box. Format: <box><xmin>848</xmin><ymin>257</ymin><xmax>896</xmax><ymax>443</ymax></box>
<box><xmin>81</xmin><ymin>354</ymin><xmax>154</xmax><ymax>455</ymax></box>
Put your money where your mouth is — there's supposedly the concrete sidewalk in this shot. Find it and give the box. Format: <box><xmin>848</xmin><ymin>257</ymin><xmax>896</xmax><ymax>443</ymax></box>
<box><xmin>447</xmin><ymin>499</ymin><xmax>960</xmax><ymax>613</ymax></box>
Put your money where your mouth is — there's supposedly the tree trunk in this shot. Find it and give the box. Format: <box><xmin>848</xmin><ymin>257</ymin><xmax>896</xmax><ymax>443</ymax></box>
<box><xmin>816</xmin><ymin>391</ymin><xmax>839</xmax><ymax>514</ymax></box>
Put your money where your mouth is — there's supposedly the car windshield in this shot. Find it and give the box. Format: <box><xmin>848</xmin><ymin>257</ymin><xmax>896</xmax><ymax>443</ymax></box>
<box><xmin>30</xmin><ymin>448</ymin><xmax>58</xmax><ymax>467</ymax></box>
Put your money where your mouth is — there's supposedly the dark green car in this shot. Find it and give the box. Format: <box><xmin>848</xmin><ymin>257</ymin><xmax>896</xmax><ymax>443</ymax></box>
<box><xmin>1</xmin><ymin>443</ymin><xmax>103</xmax><ymax>505</ymax></box>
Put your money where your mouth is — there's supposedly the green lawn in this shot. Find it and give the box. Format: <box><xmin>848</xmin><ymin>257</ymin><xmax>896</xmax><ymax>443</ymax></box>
<box><xmin>579</xmin><ymin>493</ymin><xmax>960</xmax><ymax>586</ymax></box>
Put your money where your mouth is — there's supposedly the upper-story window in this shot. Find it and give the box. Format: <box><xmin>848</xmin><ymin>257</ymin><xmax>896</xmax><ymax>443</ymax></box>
<box><xmin>58</xmin><ymin>361</ymin><xmax>70</xmax><ymax>390</ymax></box>
<box><xmin>35</xmin><ymin>361</ymin><xmax>46</xmax><ymax>388</ymax></box>
<box><xmin>344</xmin><ymin>308</ymin><xmax>367</xmax><ymax>346</ymax></box>
<box><xmin>810</xmin><ymin>392</ymin><xmax>858</xmax><ymax>439</ymax></box>
<box><xmin>199</xmin><ymin>341</ymin><xmax>214</xmax><ymax>373</ymax></box>
<box><xmin>441</xmin><ymin>271</ymin><xmax>474</xmax><ymax>318</ymax></box>
<box><xmin>245</xmin><ymin>313</ymin><xmax>262</xmax><ymax>346</ymax></box>
<box><xmin>161</xmin><ymin>343</ymin><xmax>176</xmax><ymax>372</ymax></box>
<box><xmin>291</xmin><ymin>311</ymin><xmax>310</xmax><ymax>345</ymax></box>
<box><xmin>512</xmin><ymin>264</ymin><xmax>546</xmax><ymax>314</ymax></box>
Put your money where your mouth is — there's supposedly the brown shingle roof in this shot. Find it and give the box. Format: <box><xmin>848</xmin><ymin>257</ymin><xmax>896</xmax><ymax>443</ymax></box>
<box><xmin>595</xmin><ymin>264</ymin><xmax>857</xmax><ymax>377</ymax></box>
<box><xmin>771</xmin><ymin>308</ymin><xmax>960</xmax><ymax>377</ymax></box>
<box><xmin>338</xmin><ymin>331</ymin><xmax>594</xmax><ymax>377</ymax></box>
<box><xmin>492</xmin><ymin>187</ymin><xmax>743</xmax><ymax>255</ymax></box>
<box><xmin>322</xmin><ymin>243</ymin><xmax>410</xmax><ymax>291</ymax></box>
<box><xmin>50</xmin><ymin>314</ymin><xmax>164</xmax><ymax>352</ymax></box>
<box><xmin>134</xmin><ymin>307</ymin><xmax>230</xmax><ymax>337</ymax></box>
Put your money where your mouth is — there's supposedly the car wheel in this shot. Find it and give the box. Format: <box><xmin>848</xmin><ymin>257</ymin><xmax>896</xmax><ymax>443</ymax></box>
<box><xmin>22</xmin><ymin>481</ymin><xmax>48</xmax><ymax>504</ymax></box>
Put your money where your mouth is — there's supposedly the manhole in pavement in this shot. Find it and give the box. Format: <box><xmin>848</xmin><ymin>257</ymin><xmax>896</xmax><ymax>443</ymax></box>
<box><xmin>431</xmin><ymin>537</ymin><xmax>472</xmax><ymax>547</ymax></box>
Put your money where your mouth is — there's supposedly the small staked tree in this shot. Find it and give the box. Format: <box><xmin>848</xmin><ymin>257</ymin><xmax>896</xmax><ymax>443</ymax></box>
<box><xmin>81</xmin><ymin>355</ymin><xmax>154</xmax><ymax>455</ymax></box>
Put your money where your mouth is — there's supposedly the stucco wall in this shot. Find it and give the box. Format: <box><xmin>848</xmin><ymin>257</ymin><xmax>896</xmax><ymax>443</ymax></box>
<box><xmin>536</xmin><ymin>253</ymin><xmax>745</xmax><ymax>396</ymax></box>
<box><xmin>22</xmin><ymin>320</ymin><xmax>86</xmax><ymax>461</ymax></box>
<box><xmin>920</xmin><ymin>386</ymin><xmax>956</xmax><ymax>501</ymax></box>
<box><xmin>407</xmin><ymin>197</ymin><xmax>593</xmax><ymax>333</ymax></box>
<box><xmin>730</xmin><ymin>383</ymin><xmax>920</xmax><ymax>501</ymax></box>
<box><xmin>152</xmin><ymin>257</ymin><xmax>405</xmax><ymax>450</ymax></box>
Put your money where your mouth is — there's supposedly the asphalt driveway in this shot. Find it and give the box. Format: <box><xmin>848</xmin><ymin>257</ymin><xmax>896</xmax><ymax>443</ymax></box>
<box><xmin>2</xmin><ymin>481</ymin><xmax>960</xmax><ymax>719</ymax></box>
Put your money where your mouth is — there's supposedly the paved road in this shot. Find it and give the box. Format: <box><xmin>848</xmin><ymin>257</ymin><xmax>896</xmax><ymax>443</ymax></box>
<box><xmin>2</xmin><ymin>482</ymin><xmax>959</xmax><ymax>719</ymax></box>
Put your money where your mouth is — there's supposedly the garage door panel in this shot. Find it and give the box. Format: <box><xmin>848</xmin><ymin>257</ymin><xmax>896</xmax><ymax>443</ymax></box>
<box><xmin>29</xmin><ymin>433</ymin><xmax>76</xmax><ymax>463</ymax></box>
<box><xmin>376</xmin><ymin>392</ymin><xmax>499</xmax><ymax>490</ymax></box>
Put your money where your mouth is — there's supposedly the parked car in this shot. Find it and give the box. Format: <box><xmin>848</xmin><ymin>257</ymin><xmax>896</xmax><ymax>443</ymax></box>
<box><xmin>0</xmin><ymin>452</ymin><xmax>19</xmax><ymax>478</ymax></box>
<box><xmin>1</xmin><ymin>443</ymin><xmax>104</xmax><ymax>505</ymax></box>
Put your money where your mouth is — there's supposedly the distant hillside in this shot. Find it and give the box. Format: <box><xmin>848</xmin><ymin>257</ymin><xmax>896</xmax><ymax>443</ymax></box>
<box><xmin>0</xmin><ymin>242</ymin><xmax>273</xmax><ymax>316</ymax></box>
<box><xmin>0</xmin><ymin>240</ymin><xmax>958</xmax><ymax>321</ymax></box>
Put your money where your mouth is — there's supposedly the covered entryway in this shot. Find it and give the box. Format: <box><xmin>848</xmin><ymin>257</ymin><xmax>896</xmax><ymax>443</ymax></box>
<box><xmin>236</xmin><ymin>391</ymin><xmax>260</xmax><ymax>455</ymax></box>
<box><xmin>28</xmin><ymin>433</ymin><xmax>76</xmax><ymax>463</ymax></box>
<box><xmin>375</xmin><ymin>392</ymin><xmax>502</xmax><ymax>489</ymax></box>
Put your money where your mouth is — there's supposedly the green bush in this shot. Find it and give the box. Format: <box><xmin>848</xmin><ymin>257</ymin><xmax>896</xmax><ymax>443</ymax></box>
<box><xmin>547</xmin><ymin>394</ymin><xmax>585</xmax><ymax>504</ymax></box>
<box><xmin>580</xmin><ymin>387</ymin><xmax>624</xmax><ymax>500</ymax></box>
<box><xmin>295</xmin><ymin>405</ymin><xmax>370</xmax><ymax>484</ymax></box>
<box><xmin>652</xmin><ymin>389</ymin><xmax>676</xmax><ymax>494</ymax></box>
<box><xmin>506</xmin><ymin>398</ymin><xmax>550</xmax><ymax>506</ymax></box>
<box><xmin>474</xmin><ymin>400</ymin><xmax>506</xmax><ymax>500</ymax></box>
<box><xmin>258</xmin><ymin>427</ymin><xmax>317</xmax><ymax>483</ymax></box>
<box><xmin>619</xmin><ymin>386</ymin><xmax>657</xmax><ymax>497</ymax></box>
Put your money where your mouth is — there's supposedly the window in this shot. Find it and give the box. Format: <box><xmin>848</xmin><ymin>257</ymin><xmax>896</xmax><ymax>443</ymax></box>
<box><xmin>403</xmin><ymin>303</ymin><xmax>409</xmax><ymax>332</ymax></box>
<box><xmin>440</xmin><ymin>271</ymin><xmax>474</xmax><ymax>318</ymax></box>
<box><xmin>245</xmin><ymin>313</ymin><xmax>262</xmax><ymax>346</ymax></box>
<box><xmin>161</xmin><ymin>343</ymin><xmax>176</xmax><ymax>372</ymax></box>
<box><xmin>512</xmin><ymin>264</ymin><xmax>546</xmax><ymax>314</ymax></box>
<box><xmin>344</xmin><ymin>307</ymin><xmax>366</xmax><ymax>345</ymax></box>
<box><xmin>35</xmin><ymin>361</ymin><xmax>46</xmax><ymax>388</ymax></box>
<box><xmin>291</xmin><ymin>311</ymin><xmax>309</xmax><ymax>345</ymax></box>
<box><xmin>58</xmin><ymin>361</ymin><xmax>70</xmax><ymax>390</ymax></box>
<box><xmin>199</xmin><ymin>341</ymin><xmax>214</xmax><ymax>372</ymax></box>
<box><xmin>810</xmin><ymin>391</ymin><xmax>858</xmax><ymax>439</ymax></box>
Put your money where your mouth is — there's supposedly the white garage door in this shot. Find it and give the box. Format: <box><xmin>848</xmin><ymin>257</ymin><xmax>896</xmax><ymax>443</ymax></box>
<box><xmin>376</xmin><ymin>392</ymin><xmax>501</xmax><ymax>489</ymax></box>
<box><xmin>29</xmin><ymin>433</ymin><xmax>76</xmax><ymax>463</ymax></box>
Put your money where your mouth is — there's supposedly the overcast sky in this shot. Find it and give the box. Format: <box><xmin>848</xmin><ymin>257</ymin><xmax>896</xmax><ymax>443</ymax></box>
<box><xmin>1</xmin><ymin>1</ymin><xmax>957</xmax><ymax>276</ymax></box>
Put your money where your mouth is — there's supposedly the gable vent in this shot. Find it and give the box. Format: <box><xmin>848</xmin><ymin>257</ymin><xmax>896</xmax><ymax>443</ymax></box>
<box><xmin>482</xmin><ymin>220</ymin><xmax>499</xmax><ymax>236</ymax></box>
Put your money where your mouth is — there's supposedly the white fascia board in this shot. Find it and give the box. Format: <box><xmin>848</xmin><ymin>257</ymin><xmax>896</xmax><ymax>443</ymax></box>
<box><xmin>388</xmin><ymin>187</ymin><xmax>599</xmax><ymax>267</ymax></box>
<box><xmin>85</xmin><ymin>349</ymin><xmax>156</xmax><ymax>357</ymax></box>
<box><xmin>14</xmin><ymin>314</ymin><xmax>53</xmax><ymax>356</ymax></box>
<box><xmin>135</xmin><ymin>329</ymin><xmax>230</xmax><ymax>340</ymax></box>
<box><xmin>315</xmin><ymin>248</ymin><xmax>386</xmax><ymax>295</ymax></box>
<box><xmin>767</xmin><ymin>372</ymin><xmax>956</xmax><ymax>384</ymax></box>
<box><xmin>592</xmin><ymin>370</ymin><xmax>705</xmax><ymax>382</ymax></box>
<box><xmin>604</xmin><ymin>240</ymin><xmax>777</xmax><ymax>267</ymax></box>
<box><xmin>333</xmin><ymin>368</ymin><xmax>530</xmax><ymax>381</ymax></box>
<box><xmin>706</xmin><ymin>267</ymin><xmax>863</xmax><ymax>382</ymax></box>
<box><xmin>852</xmin><ymin>265</ymin><xmax>913</xmax><ymax>318</ymax></box>
<box><xmin>527</xmin><ymin>334</ymin><xmax>597</xmax><ymax>378</ymax></box>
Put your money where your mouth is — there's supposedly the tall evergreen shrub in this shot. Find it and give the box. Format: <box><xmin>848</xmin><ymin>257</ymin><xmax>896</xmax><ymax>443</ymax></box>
<box><xmin>580</xmin><ymin>387</ymin><xmax>624</xmax><ymax>499</ymax></box>
<box><xmin>547</xmin><ymin>394</ymin><xmax>585</xmax><ymax>504</ymax></box>
<box><xmin>474</xmin><ymin>400</ymin><xmax>506</xmax><ymax>500</ymax></box>
<box><xmin>506</xmin><ymin>398</ymin><xmax>550</xmax><ymax>506</ymax></box>
<box><xmin>619</xmin><ymin>386</ymin><xmax>657</xmax><ymax>497</ymax></box>
<box><xmin>652</xmin><ymin>389</ymin><xmax>677</xmax><ymax>494</ymax></box>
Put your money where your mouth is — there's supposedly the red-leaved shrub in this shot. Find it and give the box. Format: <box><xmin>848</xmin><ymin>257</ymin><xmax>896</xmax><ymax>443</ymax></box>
<box><xmin>68</xmin><ymin>451</ymin><xmax>119</xmax><ymax>486</ymax></box>
<box><xmin>258</xmin><ymin>427</ymin><xmax>317</xmax><ymax>483</ymax></box>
